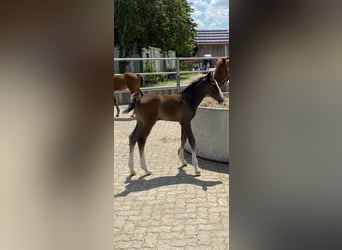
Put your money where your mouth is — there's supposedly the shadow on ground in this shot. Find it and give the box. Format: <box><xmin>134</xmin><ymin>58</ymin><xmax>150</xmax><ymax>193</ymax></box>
<box><xmin>113</xmin><ymin>116</ymin><xmax>136</xmax><ymax>122</ymax></box>
<box><xmin>114</xmin><ymin>166</ymin><xmax>222</xmax><ymax>197</ymax></box>
<box><xmin>184</xmin><ymin>151</ymin><xmax>229</xmax><ymax>174</ymax></box>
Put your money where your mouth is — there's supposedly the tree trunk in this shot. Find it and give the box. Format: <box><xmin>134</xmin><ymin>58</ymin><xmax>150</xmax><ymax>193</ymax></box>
<box><xmin>118</xmin><ymin>47</ymin><xmax>127</xmax><ymax>73</ymax></box>
<box><xmin>118</xmin><ymin>16</ymin><xmax>128</xmax><ymax>73</ymax></box>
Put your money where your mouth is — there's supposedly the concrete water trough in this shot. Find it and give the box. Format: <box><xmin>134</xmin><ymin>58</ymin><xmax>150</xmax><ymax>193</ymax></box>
<box><xmin>185</xmin><ymin>106</ymin><xmax>229</xmax><ymax>163</ymax></box>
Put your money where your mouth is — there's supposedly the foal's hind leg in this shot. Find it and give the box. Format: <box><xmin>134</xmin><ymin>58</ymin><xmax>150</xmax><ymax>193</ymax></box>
<box><xmin>184</xmin><ymin>123</ymin><xmax>200</xmax><ymax>176</ymax></box>
<box><xmin>137</xmin><ymin>137</ymin><xmax>152</xmax><ymax>176</ymax></box>
<box><xmin>128</xmin><ymin>122</ymin><xmax>143</xmax><ymax>175</ymax></box>
<box><xmin>137</xmin><ymin>123</ymin><xmax>155</xmax><ymax>176</ymax></box>
<box><xmin>178</xmin><ymin>126</ymin><xmax>188</xmax><ymax>166</ymax></box>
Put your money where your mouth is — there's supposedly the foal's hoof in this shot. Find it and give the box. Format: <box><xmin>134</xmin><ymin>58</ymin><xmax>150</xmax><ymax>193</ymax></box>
<box><xmin>145</xmin><ymin>171</ymin><xmax>152</xmax><ymax>176</ymax></box>
<box><xmin>116</xmin><ymin>114</ymin><xmax>119</xmax><ymax>117</ymax></box>
<box><xmin>195</xmin><ymin>171</ymin><xmax>201</xmax><ymax>176</ymax></box>
<box><xmin>130</xmin><ymin>170</ymin><xmax>136</xmax><ymax>176</ymax></box>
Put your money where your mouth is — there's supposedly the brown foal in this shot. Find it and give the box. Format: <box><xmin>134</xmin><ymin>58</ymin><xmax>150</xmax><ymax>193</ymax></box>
<box><xmin>124</xmin><ymin>72</ymin><xmax>224</xmax><ymax>176</ymax></box>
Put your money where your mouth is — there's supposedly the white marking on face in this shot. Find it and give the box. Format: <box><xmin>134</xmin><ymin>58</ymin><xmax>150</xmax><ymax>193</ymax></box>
<box><xmin>214</xmin><ymin>79</ymin><xmax>224</xmax><ymax>100</ymax></box>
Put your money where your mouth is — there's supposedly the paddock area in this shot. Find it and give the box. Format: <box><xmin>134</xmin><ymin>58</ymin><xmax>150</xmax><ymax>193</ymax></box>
<box><xmin>114</xmin><ymin>106</ymin><xmax>229</xmax><ymax>249</ymax></box>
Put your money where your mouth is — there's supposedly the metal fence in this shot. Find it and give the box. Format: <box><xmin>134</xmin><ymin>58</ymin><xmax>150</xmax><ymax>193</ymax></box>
<box><xmin>114</xmin><ymin>56</ymin><xmax>224</xmax><ymax>92</ymax></box>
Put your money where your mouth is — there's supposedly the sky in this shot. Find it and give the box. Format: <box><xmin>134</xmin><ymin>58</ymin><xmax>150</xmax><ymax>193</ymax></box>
<box><xmin>187</xmin><ymin>0</ymin><xmax>229</xmax><ymax>30</ymax></box>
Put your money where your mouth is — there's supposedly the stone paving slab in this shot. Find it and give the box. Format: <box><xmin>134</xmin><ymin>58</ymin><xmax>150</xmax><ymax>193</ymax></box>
<box><xmin>114</xmin><ymin>106</ymin><xmax>229</xmax><ymax>249</ymax></box>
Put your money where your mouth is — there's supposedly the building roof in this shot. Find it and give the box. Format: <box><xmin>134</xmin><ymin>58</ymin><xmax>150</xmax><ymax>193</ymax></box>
<box><xmin>194</xmin><ymin>29</ymin><xmax>229</xmax><ymax>45</ymax></box>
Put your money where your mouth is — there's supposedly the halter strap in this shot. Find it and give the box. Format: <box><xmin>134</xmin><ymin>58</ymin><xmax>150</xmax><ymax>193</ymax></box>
<box><xmin>214</xmin><ymin>79</ymin><xmax>224</xmax><ymax>100</ymax></box>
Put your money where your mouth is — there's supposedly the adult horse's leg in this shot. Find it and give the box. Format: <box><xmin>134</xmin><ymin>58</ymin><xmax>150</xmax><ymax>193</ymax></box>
<box><xmin>113</xmin><ymin>93</ymin><xmax>120</xmax><ymax>117</ymax></box>
<box><xmin>178</xmin><ymin>125</ymin><xmax>188</xmax><ymax>166</ymax></box>
<box><xmin>137</xmin><ymin>123</ymin><xmax>155</xmax><ymax>176</ymax></box>
<box><xmin>184</xmin><ymin>123</ymin><xmax>200</xmax><ymax>176</ymax></box>
<box><xmin>128</xmin><ymin>122</ymin><xmax>143</xmax><ymax>175</ymax></box>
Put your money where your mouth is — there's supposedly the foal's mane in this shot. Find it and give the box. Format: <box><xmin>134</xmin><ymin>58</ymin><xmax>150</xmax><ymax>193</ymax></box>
<box><xmin>181</xmin><ymin>75</ymin><xmax>206</xmax><ymax>94</ymax></box>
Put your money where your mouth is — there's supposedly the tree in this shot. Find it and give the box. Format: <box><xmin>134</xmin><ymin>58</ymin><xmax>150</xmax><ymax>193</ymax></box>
<box><xmin>114</xmin><ymin>0</ymin><xmax>197</xmax><ymax>73</ymax></box>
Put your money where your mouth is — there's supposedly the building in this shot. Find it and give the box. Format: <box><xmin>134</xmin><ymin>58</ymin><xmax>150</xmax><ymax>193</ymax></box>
<box><xmin>194</xmin><ymin>29</ymin><xmax>229</xmax><ymax>68</ymax></box>
<box><xmin>141</xmin><ymin>47</ymin><xmax>176</xmax><ymax>72</ymax></box>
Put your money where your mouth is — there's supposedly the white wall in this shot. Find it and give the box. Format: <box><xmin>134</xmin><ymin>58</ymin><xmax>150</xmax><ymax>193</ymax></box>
<box><xmin>114</xmin><ymin>46</ymin><xmax>176</xmax><ymax>73</ymax></box>
<box><xmin>114</xmin><ymin>47</ymin><xmax>141</xmax><ymax>73</ymax></box>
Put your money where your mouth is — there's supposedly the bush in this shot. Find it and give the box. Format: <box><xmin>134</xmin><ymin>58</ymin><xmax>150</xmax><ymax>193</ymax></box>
<box><xmin>144</xmin><ymin>61</ymin><xmax>156</xmax><ymax>73</ymax></box>
<box><xmin>166</xmin><ymin>67</ymin><xmax>176</xmax><ymax>72</ymax></box>
<box><xmin>143</xmin><ymin>61</ymin><xmax>157</xmax><ymax>83</ymax></box>
<box><xmin>143</xmin><ymin>61</ymin><xmax>167</xmax><ymax>84</ymax></box>
<box><xmin>180</xmin><ymin>62</ymin><xmax>190</xmax><ymax>71</ymax></box>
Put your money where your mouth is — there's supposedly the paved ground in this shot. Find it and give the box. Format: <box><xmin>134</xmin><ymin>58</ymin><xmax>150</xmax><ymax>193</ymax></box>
<box><xmin>114</xmin><ymin>107</ymin><xmax>229</xmax><ymax>249</ymax></box>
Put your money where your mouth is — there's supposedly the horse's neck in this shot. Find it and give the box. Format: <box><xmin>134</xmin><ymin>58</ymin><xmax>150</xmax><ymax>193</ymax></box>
<box><xmin>218</xmin><ymin>71</ymin><xmax>229</xmax><ymax>84</ymax></box>
<box><xmin>215</xmin><ymin>67</ymin><xmax>229</xmax><ymax>83</ymax></box>
<box><xmin>182</xmin><ymin>84</ymin><xmax>206</xmax><ymax>108</ymax></box>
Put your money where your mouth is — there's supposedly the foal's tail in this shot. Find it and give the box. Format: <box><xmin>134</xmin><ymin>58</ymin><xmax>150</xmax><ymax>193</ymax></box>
<box><xmin>123</xmin><ymin>92</ymin><xmax>142</xmax><ymax>114</ymax></box>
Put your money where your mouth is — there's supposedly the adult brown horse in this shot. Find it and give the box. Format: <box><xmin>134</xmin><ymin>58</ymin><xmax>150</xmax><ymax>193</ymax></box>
<box><xmin>113</xmin><ymin>73</ymin><xmax>144</xmax><ymax>117</ymax></box>
<box><xmin>214</xmin><ymin>56</ymin><xmax>229</xmax><ymax>86</ymax></box>
<box><xmin>123</xmin><ymin>72</ymin><xmax>224</xmax><ymax>176</ymax></box>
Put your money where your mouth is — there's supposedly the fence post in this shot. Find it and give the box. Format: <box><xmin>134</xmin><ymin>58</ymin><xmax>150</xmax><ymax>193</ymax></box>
<box><xmin>176</xmin><ymin>57</ymin><xmax>180</xmax><ymax>92</ymax></box>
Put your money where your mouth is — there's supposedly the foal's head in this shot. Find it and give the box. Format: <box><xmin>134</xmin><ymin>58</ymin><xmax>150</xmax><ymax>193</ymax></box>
<box><xmin>214</xmin><ymin>56</ymin><xmax>229</xmax><ymax>85</ymax></box>
<box><xmin>202</xmin><ymin>72</ymin><xmax>224</xmax><ymax>104</ymax></box>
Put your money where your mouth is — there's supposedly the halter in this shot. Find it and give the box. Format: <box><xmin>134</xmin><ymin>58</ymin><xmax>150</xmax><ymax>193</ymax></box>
<box><xmin>214</xmin><ymin>79</ymin><xmax>224</xmax><ymax>101</ymax></box>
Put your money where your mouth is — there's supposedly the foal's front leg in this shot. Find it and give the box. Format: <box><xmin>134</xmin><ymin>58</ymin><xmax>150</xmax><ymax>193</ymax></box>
<box><xmin>178</xmin><ymin>126</ymin><xmax>188</xmax><ymax>166</ymax></box>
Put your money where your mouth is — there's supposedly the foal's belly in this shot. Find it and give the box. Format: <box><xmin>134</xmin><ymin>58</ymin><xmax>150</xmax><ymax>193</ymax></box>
<box><xmin>136</xmin><ymin>93</ymin><xmax>188</xmax><ymax>122</ymax></box>
<box><xmin>157</xmin><ymin>102</ymin><xmax>184</xmax><ymax>121</ymax></box>
<box><xmin>157</xmin><ymin>111</ymin><xmax>179</xmax><ymax>121</ymax></box>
